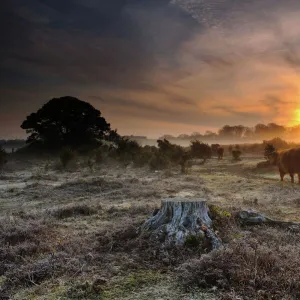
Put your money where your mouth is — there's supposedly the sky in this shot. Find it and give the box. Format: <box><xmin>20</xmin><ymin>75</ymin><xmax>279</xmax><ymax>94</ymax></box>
<box><xmin>1</xmin><ymin>0</ymin><xmax>300</xmax><ymax>139</ymax></box>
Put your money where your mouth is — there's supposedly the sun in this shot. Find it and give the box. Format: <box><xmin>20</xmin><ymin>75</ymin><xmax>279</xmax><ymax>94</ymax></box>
<box><xmin>294</xmin><ymin>108</ymin><xmax>300</xmax><ymax>125</ymax></box>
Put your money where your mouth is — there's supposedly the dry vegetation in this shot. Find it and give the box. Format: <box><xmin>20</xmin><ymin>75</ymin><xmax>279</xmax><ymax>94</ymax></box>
<box><xmin>1</xmin><ymin>141</ymin><xmax>300</xmax><ymax>299</ymax></box>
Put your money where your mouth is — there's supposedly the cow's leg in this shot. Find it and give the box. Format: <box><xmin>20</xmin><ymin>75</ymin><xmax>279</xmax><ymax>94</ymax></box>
<box><xmin>290</xmin><ymin>173</ymin><xmax>294</xmax><ymax>183</ymax></box>
<box><xmin>298</xmin><ymin>174</ymin><xmax>300</xmax><ymax>184</ymax></box>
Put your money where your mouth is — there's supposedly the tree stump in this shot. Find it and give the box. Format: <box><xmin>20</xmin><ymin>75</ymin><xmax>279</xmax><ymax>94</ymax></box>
<box><xmin>141</xmin><ymin>198</ymin><xmax>221</xmax><ymax>249</ymax></box>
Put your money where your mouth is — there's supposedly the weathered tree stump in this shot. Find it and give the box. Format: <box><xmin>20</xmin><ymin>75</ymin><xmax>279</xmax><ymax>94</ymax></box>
<box><xmin>141</xmin><ymin>198</ymin><xmax>221</xmax><ymax>249</ymax></box>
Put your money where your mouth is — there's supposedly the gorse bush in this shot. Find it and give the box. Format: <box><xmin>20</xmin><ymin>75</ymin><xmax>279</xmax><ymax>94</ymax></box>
<box><xmin>157</xmin><ymin>139</ymin><xmax>184</xmax><ymax>162</ymax></box>
<box><xmin>133</xmin><ymin>149</ymin><xmax>154</xmax><ymax>167</ymax></box>
<box><xmin>114</xmin><ymin>137</ymin><xmax>141</xmax><ymax>162</ymax></box>
<box><xmin>157</xmin><ymin>139</ymin><xmax>191</xmax><ymax>172</ymax></box>
<box><xmin>232</xmin><ymin>150</ymin><xmax>242</xmax><ymax>161</ymax></box>
<box><xmin>149</xmin><ymin>152</ymin><xmax>171</xmax><ymax>170</ymax></box>
<box><xmin>190</xmin><ymin>140</ymin><xmax>212</xmax><ymax>160</ymax></box>
<box><xmin>264</xmin><ymin>143</ymin><xmax>276</xmax><ymax>161</ymax></box>
<box><xmin>263</xmin><ymin>137</ymin><xmax>289</xmax><ymax>150</ymax></box>
<box><xmin>60</xmin><ymin>147</ymin><xmax>76</xmax><ymax>168</ymax></box>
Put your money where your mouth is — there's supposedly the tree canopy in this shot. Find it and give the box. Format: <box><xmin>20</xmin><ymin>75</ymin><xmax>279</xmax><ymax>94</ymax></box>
<box><xmin>21</xmin><ymin>96</ymin><xmax>112</xmax><ymax>148</ymax></box>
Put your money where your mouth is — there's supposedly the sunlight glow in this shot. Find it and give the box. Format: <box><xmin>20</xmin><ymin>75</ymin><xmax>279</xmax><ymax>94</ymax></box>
<box><xmin>294</xmin><ymin>109</ymin><xmax>300</xmax><ymax>126</ymax></box>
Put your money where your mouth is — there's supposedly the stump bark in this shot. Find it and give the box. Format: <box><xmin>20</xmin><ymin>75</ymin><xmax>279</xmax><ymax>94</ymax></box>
<box><xmin>141</xmin><ymin>198</ymin><xmax>221</xmax><ymax>249</ymax></box>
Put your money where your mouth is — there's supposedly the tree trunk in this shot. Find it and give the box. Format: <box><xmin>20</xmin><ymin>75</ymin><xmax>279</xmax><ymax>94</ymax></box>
<box><xmin>141</xmin><ymin>198</ymin><xmax>221</xmax><ymax>249</ymax></box>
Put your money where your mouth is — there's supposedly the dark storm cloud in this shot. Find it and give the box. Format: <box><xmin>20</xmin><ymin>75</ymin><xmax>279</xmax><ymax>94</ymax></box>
<box><xmin>0</xmin><ymin>0</ymin><xmax>198</xmax><ymax>89</ymax></box>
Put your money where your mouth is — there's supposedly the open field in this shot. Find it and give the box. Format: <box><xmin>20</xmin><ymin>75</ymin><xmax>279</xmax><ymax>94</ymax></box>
<box><xmin>1</xmin><ymin>154</ymin><xmax>300</xmax><ymax>299</ymax></box>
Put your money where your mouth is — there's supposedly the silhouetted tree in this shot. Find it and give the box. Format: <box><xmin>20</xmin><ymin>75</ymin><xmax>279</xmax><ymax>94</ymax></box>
<box><xmin>204</xmin><ymin>131</ymin><xmax>218</xmax><ymax>139</ymax></box>
<box><xmin>219</xmin><ymin>125</ymin><xmax>249</xmax><ymax>139</ymax></box>
<box><xmin>21</xmin><ymin>96</ymin><xmax>111</xmax><ymax>148</ymax></box>
<box><xmin>255</xmin><ymin>123</ymin><xmax>286</xmax><ymax>139</ymax></box>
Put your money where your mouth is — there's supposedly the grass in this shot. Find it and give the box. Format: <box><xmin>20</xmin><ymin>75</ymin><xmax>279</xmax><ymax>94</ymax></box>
<box><xmin>103</xmin><ymin>270</ymin><xmax>164</xmax><ymax>299</ymax></box>
<box><xmin>50</xmin><ymin>204</ymin><xmax>99</xmax><ymax>219</ymax></box>
<box><xmin>1</xmin><ymin>154</ymin><xmax>300</xmax><ymax>299</ymax></box>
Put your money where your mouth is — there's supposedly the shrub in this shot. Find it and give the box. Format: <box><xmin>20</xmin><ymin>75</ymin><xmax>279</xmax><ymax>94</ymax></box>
<box><xmin>156</xmin><ymin>139</ymin><xmax>190</xmax><ymax>172</ymax></box>
<box><xmin>0</xmin><ymin>147</ymin><xmax>7</xmax><ymax>169</ymax></box>
<box><xmin>263</xmin><ymin>137</ymin><xmax>289</xmax><ymax>150</ymax></box>
<box><xmin>149</xmin><ymin>153</ymin><xmax>171</xmax><ymax>170</ymax></box>
<box><xmin>60</xmin><ymin>147</ymin><xmax>76</xmax><ymax>168</ymax></box>
<box><xmin>114</xmin><ymin>137</ymin><xmax>141</xmax><ymax>162</ymax></box>
<box><xmin>178</xmin><ymin>238</ymin><xmax>300</xmax><ymax>299</ymax></box>
<box><xmin>133</xmin><ymin>148</ymin><xmax>155</xmax><ymax>167</ymax></box>
<box><xmin>179</xmin><ymin>152</ymin><xmax>192</xmax><ymax>174</ymax></box>
<box><xmin>264</xmin><ymin>143</ymin><xmax>276</xmax><ymax>161</ymax></box>
<box><xmin>232</xmin><ymin>150</ymin><xmax>242</xmax><ymax>161</ymax></box>
<box><xmin>190</xmin><ymin>140</ymin><xmax>212</xmax><ymax>160</ymax></box>
<box><xmin>157</xmin><ymin>139</ymin><xmax>184</xmax><ymax>161</ymax></box>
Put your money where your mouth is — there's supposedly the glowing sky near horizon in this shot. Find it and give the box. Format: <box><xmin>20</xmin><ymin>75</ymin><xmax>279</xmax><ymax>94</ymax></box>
<box><xmin>1</xmin><ymin>0</ymin><xmax>300</xmax><ymax>138</ymax></box>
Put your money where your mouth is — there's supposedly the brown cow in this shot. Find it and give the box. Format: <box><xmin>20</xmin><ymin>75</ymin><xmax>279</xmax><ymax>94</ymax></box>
<box><xmin>217</xmin><ymin>147</ymin><xmax>224</xmax><ymax>160</ymax></box>
<box><xmin>270</xmin><ymin>147</ymin><xmax>300</xmax><ymax>183</ymax></box>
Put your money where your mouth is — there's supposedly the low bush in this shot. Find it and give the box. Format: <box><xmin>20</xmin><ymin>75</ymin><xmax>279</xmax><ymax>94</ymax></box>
<box><xmin>115</xmin><ymin>137</ymin><xmax>141</xmax><ymax>162</ymax></box>
<box><xmin>264</xmin><ymin>143</ymin><xmax>276</xmax><ymax>161</ymax></box>
<box><xmin>190</xmin><ymin>140</ymin><xmax>212</xmax><ymax>161</ymax></box>
<box><xmin>133</xmin><ymin>150</ymin><xmax>154</xmax><ymax>167</ymax></box>
<box><xmin>178</xmin><ymin>232</ymin><xmax>300</xmax><ymax>299</ymax></box>
<box><xmin>156</xmin><ymin>139</ymin><xmax>191</xmax><ymax>172</ymax></box>
<box><xmin>231</xmin><ymin>150</ymin><xmax>242</xmax><ymax>161</ymax></box>
<box><xmin>263</xmin><ymin>137</ymin><xmax>289</xmax><ymax>150</ymax></box>
<box><xmin>149</xmin><ymin>153</ymin><xmax>171</xmax><ymax>170</ymax></box>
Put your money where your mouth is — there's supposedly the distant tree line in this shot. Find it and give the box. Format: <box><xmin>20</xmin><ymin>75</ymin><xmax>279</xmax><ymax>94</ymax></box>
<box><xmin>17</xmin><ymin>96</ymin><xmax>300</xmax><ymax>152</ymax></box>
<box><xmin>159</xmin><ymin>123</ymin><xmax>300</xmax><ymax>141</ymax></box>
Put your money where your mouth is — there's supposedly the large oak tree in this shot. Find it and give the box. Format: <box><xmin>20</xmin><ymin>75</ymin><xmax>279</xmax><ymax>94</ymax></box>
<box><xmin>21</xmin><ymin>96</ymin><xmax>111</xmax><ymax>147</ymax></box>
